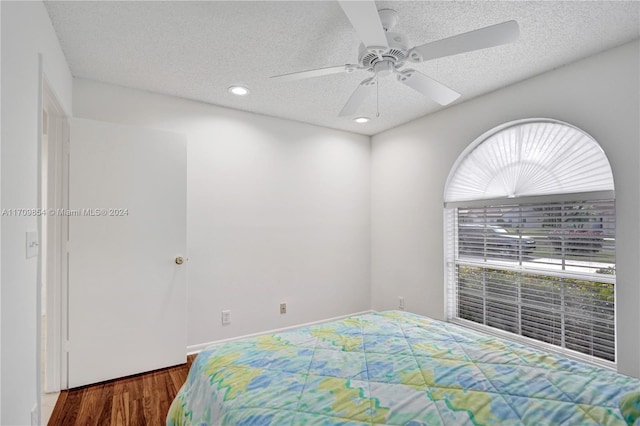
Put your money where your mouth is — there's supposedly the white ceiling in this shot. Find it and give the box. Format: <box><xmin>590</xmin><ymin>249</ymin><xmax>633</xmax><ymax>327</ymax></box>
<box><xmin>44</xmin><ymin>1</ymin><xmax>639</xmax><ymax>136</ymax></box>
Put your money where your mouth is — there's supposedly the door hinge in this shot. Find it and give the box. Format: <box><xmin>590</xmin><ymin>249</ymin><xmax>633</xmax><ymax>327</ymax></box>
<box><xmin>64</xmin><ymin>340</ymin><xmax>70</xmax><ymax>352</ymax></box>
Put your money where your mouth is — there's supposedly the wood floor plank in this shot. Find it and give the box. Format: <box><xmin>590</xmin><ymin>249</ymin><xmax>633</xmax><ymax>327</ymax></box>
<box><xmin>129</xmin><ymin>397</ymin><xmax>144</xmax><ymax>426</ymax></box>
<box><xmin>48</xmin><ymin>357</ymin><xmax>194</xmax><ymax>426</ymax></box>
<box><xmin>110</xmin><ymin>390</ymin><xmax>130</xmax><ymax>426</ymax></box>
<box><xmin>54</xmin><ymin>387</ymin><xmax>82</xmax><ymax>425</ymax></box>
<box><xmin>48</xmin><ymin>390</ymin><xmax>69</xmax><ymax>425</ymax></box>
<box><xmin>128</xmin><ymin>377</ymin><xmax>145</xmax><ymax>426</ymax></box>
<box><xmin>76</xmin><ymin>383</ymin><xmax>107</xmax><ymax>426</ymax></box>
<box><xmin>96</xmin><ymin>381</ymin><xmax>114</xmax><ymax>425</ymax></box>
<box><xmin>157</xmin><ymin>371</ymin><xmax>176</xmax><ymax>409</ymax></box>
<box><xmin>167</xmin><ymin>368</ymin><xmax>187</xmax><ymax>394</ymax></box>
<box><xmin>141</xmin><ymin>373</ymin><xmax>159</xmax><ymax>425</ymax></box>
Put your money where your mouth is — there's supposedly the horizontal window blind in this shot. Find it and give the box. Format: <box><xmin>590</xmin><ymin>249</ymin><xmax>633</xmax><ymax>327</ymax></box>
<box><xmin>451</xmin><ymin>198</ymin><xmax>616</xmax><ymax>362</ymax></box>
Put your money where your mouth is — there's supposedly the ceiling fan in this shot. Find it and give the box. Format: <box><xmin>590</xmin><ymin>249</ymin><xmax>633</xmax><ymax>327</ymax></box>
<box><xmin>271</xmin><ymin>1</ymin><xmax>519</xmax><ymax>117</ymax></box>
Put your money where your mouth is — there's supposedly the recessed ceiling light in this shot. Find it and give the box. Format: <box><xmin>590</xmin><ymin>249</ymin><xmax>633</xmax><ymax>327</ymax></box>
<box><xmin>353</xmin><ymin>117</ymin><xmax>370</xmax><ymax>123</ymax></box>
<box><xmin>228</xmin><ymin>86</ymin><xmax>250</xmax><ymax>96</ymax></box>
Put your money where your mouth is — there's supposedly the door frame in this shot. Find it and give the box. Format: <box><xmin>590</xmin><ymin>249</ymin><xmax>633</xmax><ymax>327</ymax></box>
<box><xmin>39</xmin><ymin>71</ymin><xmax>70</xmax><ymax>394</ymax></box>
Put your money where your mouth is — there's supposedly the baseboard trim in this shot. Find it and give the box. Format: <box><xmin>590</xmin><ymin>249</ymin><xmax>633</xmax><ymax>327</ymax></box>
<box><xmin>186</xmin><ymin>310</ymin><xmax>375</xmax><ymax>355</ymax></box>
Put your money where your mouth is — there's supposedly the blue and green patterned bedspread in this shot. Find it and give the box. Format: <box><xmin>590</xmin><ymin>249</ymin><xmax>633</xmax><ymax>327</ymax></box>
<box><xmin>167</xmin><ymin>310</ymin><xmax>640</xmax><ymax>425</ymax></box>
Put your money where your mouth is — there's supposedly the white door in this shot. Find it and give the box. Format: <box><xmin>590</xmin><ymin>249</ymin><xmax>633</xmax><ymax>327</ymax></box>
<box><xmin>68</xmin><ymin>118</ymin><xmax>187</xmax><ymax>388</ymax></box>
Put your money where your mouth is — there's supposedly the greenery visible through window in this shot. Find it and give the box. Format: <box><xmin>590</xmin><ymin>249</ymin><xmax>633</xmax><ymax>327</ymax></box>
<box><xmin>453</xmin><ymin>199</ymin><xmax>616</xmax><ymax>362</ymax></box>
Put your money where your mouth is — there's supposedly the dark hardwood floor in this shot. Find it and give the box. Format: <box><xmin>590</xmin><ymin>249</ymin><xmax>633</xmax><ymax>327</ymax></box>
<box><xmin>48</xmin><ymin>355</ymin><xmax>196</xmax><ymax>426</ymax></box>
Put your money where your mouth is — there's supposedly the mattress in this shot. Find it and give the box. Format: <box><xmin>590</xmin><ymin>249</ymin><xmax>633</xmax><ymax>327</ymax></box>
<box><xmin>167</xmin><ymin>310</ymin><xmax>640</xmax><ymax>425</ymax></box>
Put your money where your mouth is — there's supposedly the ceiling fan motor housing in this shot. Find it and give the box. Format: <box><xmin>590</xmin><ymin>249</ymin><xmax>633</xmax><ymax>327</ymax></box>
<box><xmin>358</xmin><ymin>31</ymin><xmax>409</xmax><ymax>70</ymax></box>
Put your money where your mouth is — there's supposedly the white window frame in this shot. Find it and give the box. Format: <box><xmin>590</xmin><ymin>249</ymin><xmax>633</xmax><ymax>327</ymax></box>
<box><xmin>443</xmin><ymin>119</ymin><xmax>616</xmax><ymax>370</ymax></box>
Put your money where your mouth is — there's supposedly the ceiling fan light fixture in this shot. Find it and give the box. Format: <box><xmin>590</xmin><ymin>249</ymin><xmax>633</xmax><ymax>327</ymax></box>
<box><xmin>354</xmin><ymin>117</ymin><xmax>370</xmax><ymax>123</ymax></box>
<box><xmin>228</xmin><ymin>85</ymin><xmax>250</xmax><ymax>96</ymax></box>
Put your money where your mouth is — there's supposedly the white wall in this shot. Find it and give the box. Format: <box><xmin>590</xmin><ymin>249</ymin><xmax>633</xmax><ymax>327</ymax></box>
<box><xmin>1</xmin><ymin>1</ymin><xmax>73</xmax><ymax>424</ymax></box>
<box><xmin>72</xmin><ymin>79</ymin><xmax>371</xmax><ymax>349</ymax></box>
<box><xmin>371</xmin><ymin>40</ymin><xmax>640</xmax><ymax>377</ymax></box>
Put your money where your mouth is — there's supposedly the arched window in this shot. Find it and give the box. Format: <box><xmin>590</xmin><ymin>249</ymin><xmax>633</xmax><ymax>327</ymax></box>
<box><xmin>444</xmin><ymin>119</ymin><xmax>616</xmax><ymax>367</ymax></box>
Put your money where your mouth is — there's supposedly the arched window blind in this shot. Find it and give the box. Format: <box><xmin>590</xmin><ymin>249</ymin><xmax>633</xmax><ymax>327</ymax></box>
<box><xmin>445</xmin><ymin>120</ymin><xmax>614</xmax><ymax>204</ymax></box>
<box><xmin>444</xmin><ymin>119</ymin><xmax>616</xmax><ymax>367</ymax></box>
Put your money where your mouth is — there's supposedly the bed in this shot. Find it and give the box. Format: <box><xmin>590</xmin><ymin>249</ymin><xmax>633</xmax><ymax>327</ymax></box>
<box><xmin>167</xmin><ymin>310</ymin><xmax>640</xmax><ymax>425</ymax></box>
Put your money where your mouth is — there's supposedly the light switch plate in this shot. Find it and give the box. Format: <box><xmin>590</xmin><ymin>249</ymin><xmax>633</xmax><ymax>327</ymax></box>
<box><xmin>26</xmin><ymin>231</ymin><xmax>39</xmax><ymax>259</ymax></box>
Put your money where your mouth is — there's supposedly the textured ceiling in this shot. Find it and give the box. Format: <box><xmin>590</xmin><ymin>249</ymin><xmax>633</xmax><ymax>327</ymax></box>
<box><xmin>44</xmin><ymin>1</ymin><xmax>639</xmax><ymax>136</ymax></box>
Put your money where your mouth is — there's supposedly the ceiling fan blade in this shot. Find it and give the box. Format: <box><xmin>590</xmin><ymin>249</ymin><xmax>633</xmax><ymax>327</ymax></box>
<box><xmin>408</xmin><ymin>20</ymin><xmax>519</xmax><ymax>63</ymax></box>
<box><xmin>271</xmin><ymin>64</ymin><xmax>360</xmax><ymax>81</ymax></box>
<box><xmin>339</xmin><ymin>77</ymin><xmax>377</xmax><ymax>117</ymax></box>
<box><xmin>338</xmin><ymin>1</ymin><xmax>388</xmax><ymax>51</ymax></box>
<box><xmin>397</xmin><ymin>69</ymin><xmax>460</xmax><ymax>106</ymax></box>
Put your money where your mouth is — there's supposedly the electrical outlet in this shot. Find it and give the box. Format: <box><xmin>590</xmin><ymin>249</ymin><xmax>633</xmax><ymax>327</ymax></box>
<box><xmin>399</xmin><ymin>296</ymin><xmax>405</xmax><ymax>311</ymax></box>
<box><xmin>221</xmin><ymin>310</ymin><xmax>230</xmax><ymax>325</ymax></box>
<box><xmin>280</xmin><ymin>303</ymin><xmax>287</xmax><ymax>314</ymax></box>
